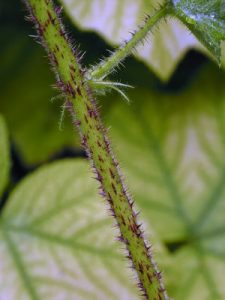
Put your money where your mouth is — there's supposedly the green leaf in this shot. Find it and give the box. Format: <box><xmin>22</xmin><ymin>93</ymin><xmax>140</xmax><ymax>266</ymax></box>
<box><xmin>0</xmin><ymin>159</ymin><xmax>156</xmax><ymax>299</ymax></box>
<box><xmin>61</xmin><ymin>0</ymin><xmax>202</xmax><ymax>81</ymax></box>
<box><xmin>170</xmin><ymin>0</ymin><xmax>225</xmax><ymax>63</ymax></box>
<box><xmin>103</xmin><ymin>64</ymin><xmax>225</xmax><ymax>298</ymax></box>
<box><xmin>0</xmin><ymin>31</ymin><xmax>79</xmax><ymax>164</ymax></box>
<box><xmin>0</xmin><ymin>115</ymin><xmax>10</xmax><ymax>197</ymax></box>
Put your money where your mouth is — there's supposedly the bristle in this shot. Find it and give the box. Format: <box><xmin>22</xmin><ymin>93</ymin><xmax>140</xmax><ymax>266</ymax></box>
<box><xmin>55</xmin><ymin>5</ymin><xmax>63</xmax><ymax>16</ymax></box>
<box><xmin>22</xmin><ymin>1</ymin><xmax>169</xmax><ymax>299</ymax></box>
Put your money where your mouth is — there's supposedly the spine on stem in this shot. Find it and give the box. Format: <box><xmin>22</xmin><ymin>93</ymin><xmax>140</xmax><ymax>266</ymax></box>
<box><xmin>23</xmin><ymin>0</ymin><xmax>168</xmax><ymax>299</ymax></box>
<box><xmin>89</xmin><ymin>5</ymin><xmax>168</xmax><ymax>80</ymax></box>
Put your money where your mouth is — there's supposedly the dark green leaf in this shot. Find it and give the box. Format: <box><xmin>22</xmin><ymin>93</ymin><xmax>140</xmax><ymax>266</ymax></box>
<box><xmin>170</xmin><ymin>0</ymin><xmax>225</xmax><ymax>63</ymax></box>
<box><xmin>0</xmin><ymin>32</ymin><xmax>79</xmax><ymax>164</ymax></box>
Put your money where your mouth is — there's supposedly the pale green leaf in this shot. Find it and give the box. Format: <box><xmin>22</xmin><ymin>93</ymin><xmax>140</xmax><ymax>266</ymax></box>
<box><xmin>0</xmin><ymin>115</ymin><xmax>10</xmax><ymax>197</ymax></box>
<box><xmin>170</xmin><ymin>0</ymin><xmax>225</xmax><ymax>63</ymax></box>
<box><xmin>104</xmin><ymin>64</ymin><xmax>225</xmax><ymax>299</ymax></box>
<box><xmin>0</xmin><ymin>159</ymin><xmax>157</xmax><ymax>300</ymax></box>
<box><xmin>61</xmin><ymin>0</ymin><xmax>203</xmax><ymax>81</ymax></box>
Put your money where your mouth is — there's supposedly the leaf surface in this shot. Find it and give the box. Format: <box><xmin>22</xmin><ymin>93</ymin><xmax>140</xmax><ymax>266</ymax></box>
<box><xmin>0</xmin><ymin>159</ymin><xmax>145</xmax><ymax>300</ymax></box>
<box><xmin>104</xmin><ymin>64</ymin><xmax>225</xmax><ymax>299</ymax></box>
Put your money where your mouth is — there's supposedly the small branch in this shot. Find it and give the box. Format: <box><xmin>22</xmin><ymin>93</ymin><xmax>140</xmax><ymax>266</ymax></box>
<box><xmin>89</xmin><ymin>5</ymin><xmax>168</xmax><ymax>80</ymax></box>
<box><xmin>23</xmin><ymin>0</ymin><xmax>169</xmax><ymax>299</ymax></box>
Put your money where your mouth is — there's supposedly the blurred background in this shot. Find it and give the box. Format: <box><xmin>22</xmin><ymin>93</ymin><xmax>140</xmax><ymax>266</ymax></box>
<box><xmin>1</xmin><ymin>0</ymin><xmax>225</xmax><ymax>299</ymax></box>
<box><xmin>0</xmin><ymin>0</ymin><xmax>209</xmax><ymax>174</ymax></box>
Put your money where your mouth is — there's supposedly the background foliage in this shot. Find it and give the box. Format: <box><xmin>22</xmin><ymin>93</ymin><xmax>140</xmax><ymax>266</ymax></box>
<box><xmin>1</xmin><ymin>0</ymin><xmax>225</xmax><ymax>299</ymax></box>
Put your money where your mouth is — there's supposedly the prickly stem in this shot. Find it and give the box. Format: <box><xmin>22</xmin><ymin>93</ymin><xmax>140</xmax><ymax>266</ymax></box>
<box><xmin>23</xmin><ymin>0</ymin><xmax>168</xmax><ymax>299</ymax></box>
<box><xmin>89</xmin><ymin>5</ymin><xmax>168</xmax><ymax>80</ymax></box>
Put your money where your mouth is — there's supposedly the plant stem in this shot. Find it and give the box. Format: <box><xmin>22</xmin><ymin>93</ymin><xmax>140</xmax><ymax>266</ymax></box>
<box><xmin>23</xmin><ymin>0</ymin><xmax>168</xmax><ymax>299</ymax></box>
<box><xmin>89</xmin><ymin>5</ymin><xmax>168</xmax><ymax>80</ymax></box>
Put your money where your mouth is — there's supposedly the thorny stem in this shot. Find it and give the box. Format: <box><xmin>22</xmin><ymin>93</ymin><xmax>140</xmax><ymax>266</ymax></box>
<box><xmin>23</xmin><ymin>0</ymin><xmax>169</xmax><ymax>299</ymax></box>
<box><xmin>89</xmin><ymin>5</ymin><xmax>168</xmax><ymax>80</ymax></box>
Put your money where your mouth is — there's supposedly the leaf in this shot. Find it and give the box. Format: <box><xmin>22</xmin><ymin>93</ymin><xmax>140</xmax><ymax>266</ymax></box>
<box><xmin>0</xmin><ymin>30</ymin><xmax>79</xmax><ymax>164</ymax></box>
<box><xmin>60</xmin><ymin>0</ymin><xmax>203</xmax><ymax>81</ymax></box>
<box><xmin>0</xmin><ymin>115</ymin><xmax>10</xmax><ymax>197</ymax></box>
<box><xmin>0</xmin><ymin>159</ymin><xmax>157</xmax><ymax>300</ymax></box>
<box><xmin>170</xmin><ymin>0</ymin><xmax>225</xmax><ymax>64</ymax></box>
<box><xmin>103</xmin><ymin>64</ymin><xmax>225</xmax><ymax>298</ymax></box>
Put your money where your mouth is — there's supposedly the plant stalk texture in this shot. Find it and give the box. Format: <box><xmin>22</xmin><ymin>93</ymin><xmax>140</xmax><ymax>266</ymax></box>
<box><xmin>90</xmin><ymin>6</ymin><xmax>168</xmax><ymax>80</ymax></box>
<box><xmin>23</xmin><ymin>0</ymin><xmax>168</xmax><ymax>299</ymax></box>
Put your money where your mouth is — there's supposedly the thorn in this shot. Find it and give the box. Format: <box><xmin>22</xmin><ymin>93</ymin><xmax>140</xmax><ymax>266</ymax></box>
<box><xmin>55</xmin><ymin>5</ymin><xmax>63</xmax><ymax>16</ymax></box>
<box><xmin>99</xmin><ymin>190</ymin><xmax>106</xmax><ymax>197</ymax></box>
<box><xmin>29</xmin><ymin>34</ymin><xmax>39</xmax><ymax>39</ymax></box>
<box><xmin>25</xmin><ymin>15</ymin><xmax>35</xmax><ymax>22</ymax></box>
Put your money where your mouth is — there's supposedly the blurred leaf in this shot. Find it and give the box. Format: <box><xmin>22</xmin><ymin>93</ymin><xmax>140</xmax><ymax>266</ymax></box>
<box><xmin>0</xmin><ymin>32</ymin><xmax>79</xmax><ymax>165</ymax></box>
<box><xmin>0</xmin><ymin>115</ymin><xmax>10</xmax><ymax>197</ymax></box>
<box><xmin>0</xmin><ymin>159</ymin><xmax>155</xmax><ymax>299</ymax></box>
<box><xmin>60</xmin><ymin>0</ymin><xmax>203</xmax><ymax>80</ymax></box>
<box><xmin>103</xmin><ymin>64</ymin><xmax>225</xmax><ymax>298</ymax></box>
<box><xmin>170</xmin><ymin>0</ymin><xmax>225</xmax><ymax>64</ymax></box>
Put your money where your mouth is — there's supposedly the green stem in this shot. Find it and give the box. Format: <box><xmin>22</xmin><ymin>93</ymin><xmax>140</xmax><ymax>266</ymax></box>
<box><xmin>23</xmin><ymin>0</ymin><xmax>168</xmax><ymax>299</ymax></box>
<box><xmin>89</xmin><ymin>5</ymin><xmax>168</xmax><ymax>80</ymax></box>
